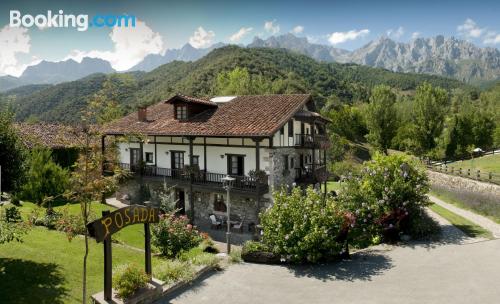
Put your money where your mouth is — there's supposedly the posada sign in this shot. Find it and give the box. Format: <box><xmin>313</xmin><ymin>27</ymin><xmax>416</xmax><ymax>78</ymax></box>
<box><xmin>87</xmin><ymin>205</ymin><xmax>159</xmax><ymax>242</ymax></box>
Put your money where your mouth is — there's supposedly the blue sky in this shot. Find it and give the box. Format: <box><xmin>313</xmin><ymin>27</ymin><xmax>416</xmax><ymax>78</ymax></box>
<box><xmin>0</xmin><ymin>0</ymin><xmax>499</xmax><ymax>76</ymax></box>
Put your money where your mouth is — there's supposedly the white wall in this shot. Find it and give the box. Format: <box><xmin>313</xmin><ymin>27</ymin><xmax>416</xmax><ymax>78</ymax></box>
<box><xmin>117</xmin><ymin>137</ymin><xmax>270</xmax><ymax>176</ymax></box>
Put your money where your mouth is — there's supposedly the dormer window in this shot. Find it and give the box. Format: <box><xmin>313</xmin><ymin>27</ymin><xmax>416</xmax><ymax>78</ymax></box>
<box><xmin>175</xmin><ymin>105</ymin><xmax>187</xmax><ymax>120</ymax></box>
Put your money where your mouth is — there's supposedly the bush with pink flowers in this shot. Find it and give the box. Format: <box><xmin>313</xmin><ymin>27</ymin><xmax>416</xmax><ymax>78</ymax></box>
<box><xmin>151</xmin><ymin>213</ymin><xmax>203</xmax><ymax>257</ymax></box>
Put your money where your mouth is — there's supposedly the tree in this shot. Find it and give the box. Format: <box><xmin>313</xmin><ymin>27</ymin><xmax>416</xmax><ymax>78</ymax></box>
<box><xmin>364</xmin><ymin>85</ymin><xmax>398</xmax><ymax>154</ymax></box>
<box><xmin>213</xmin><ymin>67</ymin><xmax>272</xmax><ymax>95</ymax></box>
<box><xmin>0</xmin><ymin>111</ymin><xmax>26</xmax><ymax>194</ymax></box>
<box><xmin>65</xmin><ymin>98</ymin><xmax>126</xmax><ymax>304</ymax></box>
<box><xmin>21</xmin><ymin>148</ymin><xmax>70</xmax><ymax>205</ymax></box>
<box><xmin>412</xmin><ymin>82</ymin><xmax>448</xmax><ymax>155</ymax></box>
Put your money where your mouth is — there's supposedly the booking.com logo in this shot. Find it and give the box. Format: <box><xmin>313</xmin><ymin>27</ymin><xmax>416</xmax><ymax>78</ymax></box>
<box><xmin>10</xmin><ymin>10</ymin><xmax>136</xmax><ymax>31</ymax></box>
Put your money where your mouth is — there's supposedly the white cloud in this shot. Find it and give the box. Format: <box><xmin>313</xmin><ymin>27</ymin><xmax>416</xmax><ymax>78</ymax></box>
<box><xmin>292</xmin><ymin>25</ymin><xmax>304</xmax><ymax>34</ymax></box>
<box><xmin>386</xmin><ymin>26</ymin><xmax>404</xmax><ymax>39</ymax></box>
<box><xmin>457</xmin><ymin>18</ymin><xmax>500</xmax><ymax>45</ymax></box>
<box><xmin>264</xmin><ymin>20</ymin><xmax>280</xmax><ymax>34</ymax></box>
<box><xmin>457</xmin><ymin>18</ymin><xmax>485</xmax><ymax>39</ymax></box>
<box><xmin>484</xmin><ymin>31</ymin><xmax>500</xmax><ymax>44</ymax></box>
<box><xmin>0</xmin><ymin>25</ymin><xmax>31</xmax><ymax>76</ymax></box>
<box><xmin>64</xmin><ymin>20</ymin><xmax>164</xmax><ymax>71</ymax></box>
<box><xmin>411</xmin><ymin>32</ymin><xmax>421</xmax><ymax>39</ymax></box>
<box><xmin>229</xmin><ymin>27</ymin><xmax>253</xmax><ymax>42</ymax></box>
<box><xmin>328</xmin><ymin>29</ymin><xmax>369</xmax><ymax>45</ymax></box>
<box><xmin>189</xmin><ymin>26</ymin><xmax>215</xmax><ymax>48</ymax></box>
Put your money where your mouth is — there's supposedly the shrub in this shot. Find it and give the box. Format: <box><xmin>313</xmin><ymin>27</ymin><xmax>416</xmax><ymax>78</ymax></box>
<box><xmin>21</xmin><ymin>148</ymin><xmax>69</xmax><ymax>205</ymax></box>
<box><xmin>113</xmin><ymin>263</ymin><xmax>150</xmax><ymax>299</ymax></box>
<box><xmin>242</xmin><ymin>240</ymin><xmax>271</xmax><ymax>254</ymax></box>
<box><xmin>54</xmin><ymin>205</ymin><xmax>97</xmax><ymax>241</ymax></box>
<box><xmin>337</xmin><ymin>153</ymin><xmax>433</xmax><ymax>245</ymax></box>
<box><xmin>260</xmin><ymin>187</ymin><xmax>349</xmax><ymax>263</ymax></box>
<box><xmin>241</xmin><ymin>241</ymin><xmax>280</xmax><ymax>264</ymax></box>
<box><xmin>4</xmin><ymin>206</ymin><xmax>22</xmax><ymax>223</ymax></box>
<box><xmin>155</xmin><ymin>260</ymin><xmax>195</xmax><ymax>284</ymax></box>
<box><xmin>229</xmin><ymin>247</ymin><xmax>242</xmax><ymax>263</ymax></box>
<box><xmin>151</xmin><ymin>213</ymin><xmax>203</xmax><ymax>258</ymax></box>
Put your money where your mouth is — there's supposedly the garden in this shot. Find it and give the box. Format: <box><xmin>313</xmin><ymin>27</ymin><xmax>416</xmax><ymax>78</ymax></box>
<box><xmin>0</xmin><ymin>200</ymin><xmax>230</xmax><ymax>303</ymax></box>
<box><xmin>242</xmin><ymin>153</ymin><xmax>440</xmax><ymax>264</ymax></box>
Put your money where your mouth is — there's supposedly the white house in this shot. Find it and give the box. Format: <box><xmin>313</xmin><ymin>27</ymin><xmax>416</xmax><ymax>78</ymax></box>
<box><xmin>103</xmin><ymin>94</ymin><xmax>330</xmax><ymax>227</ymax></box>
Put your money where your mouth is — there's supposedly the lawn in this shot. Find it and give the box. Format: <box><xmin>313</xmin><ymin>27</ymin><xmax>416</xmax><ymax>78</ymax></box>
<box><xmin>446</xmin><ymin>154</ymin><xmax>500</xmax><ymax>174</ymax></box>
<box><xmin>321</xmin><ymin>181</ymin><xmax>342</xmax><ymax>193</ymax></box>
<box><xmin>16</xmin><ymin>201</ymin><xmax>147</xmax><ymax>249</ymax></box>
<box><xmin>0</xmin><ymin>226</ymin><xmax>163</xmax><ymax>304</ymax></box>
<box><xmin>428</xmin><ymin>204</ymin><xmax>493</xmax><ymax>239</ymax></box>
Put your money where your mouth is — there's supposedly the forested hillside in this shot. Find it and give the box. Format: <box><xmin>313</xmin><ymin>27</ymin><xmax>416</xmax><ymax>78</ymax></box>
<box><xmin>0</xmin><ymin>46</ymin><xmax>472</xmax><ymax>123</ymax></box>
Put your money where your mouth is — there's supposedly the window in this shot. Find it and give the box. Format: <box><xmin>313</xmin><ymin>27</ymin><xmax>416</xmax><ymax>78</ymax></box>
<box><xmin>288</xmin><ymin>120</ymin><xmax>293</xmax><ymax>137</ymax></box>
<box><xmin>280</xmin><ymin>126</ymin><xmax>284</xmax><ymax>135</ymax></box>
<box><xmin>283</xmin><ymin>155</ymin><xmax>289</xmax><ymax>170</ymax></box>
<box><xmin>290</xmin><ymin>156</ymin><xmax>295</xmax><ymax>169</ymax></box>
<box><xmin>171</xmin><ymin>151</ymin><xmax>184</xmax><ymax>169</ymax></box>
<box><xmin>175</xmin><ymin>105</ymin><xmax>187</xmax><ymax>120</ymax></box>
<box><xmin>227</xmin><ymin>154</ymin><xmax>244</xmax><ymax>176</ymax></box>
<box><xmin>214</xmin><ymin>194</ymin><xmax>227</xmax><ymax>212</ymax></box>
<box><xmin>145</xmin><ymin>152</ymin><xmax>154</xmax><ymax>163</ymax></box>
<box><xmin>191</xmin><ymin>155</ymin><xmax>199</xmax><ymax>166</ymax></box>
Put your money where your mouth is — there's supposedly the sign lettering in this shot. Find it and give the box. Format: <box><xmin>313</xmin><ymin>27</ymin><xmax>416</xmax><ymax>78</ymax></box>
<box><xmin>87</xmin><ymin>205</ymin><xmax>159</xmax><ymax>242</ymax></box>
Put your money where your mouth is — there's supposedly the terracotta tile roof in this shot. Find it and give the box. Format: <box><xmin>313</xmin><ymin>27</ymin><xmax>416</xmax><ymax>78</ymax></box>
<box><xmin>104</xmin><ymin>94</ymin><xmax>318</xmax><ymax>137</ymax></box>
<box><xmin>165</xmin><ymin>94</ymin><xmax>218</xmax><ymax>107</ymax></box>
<box><xmin>14</xmin><ymin>123</ymin><xmax>86</xmax><ymax>149</ymax></box>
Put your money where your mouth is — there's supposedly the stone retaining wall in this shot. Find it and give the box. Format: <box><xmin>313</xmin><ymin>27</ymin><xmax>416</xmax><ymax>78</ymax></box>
<box><xmin>427</xmin><ymin>170</ymin><xmax>500</xmax><ymax>201</ymax></box>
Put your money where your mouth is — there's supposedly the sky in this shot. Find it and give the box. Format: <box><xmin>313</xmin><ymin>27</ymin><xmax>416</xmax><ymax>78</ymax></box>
<box><xmin>0</xmin><ymin>0</ymin><xmax>499</xmax><ymax>76</ymax></box>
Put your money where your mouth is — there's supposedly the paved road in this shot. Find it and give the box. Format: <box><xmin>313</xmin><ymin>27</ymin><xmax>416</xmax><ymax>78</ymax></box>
<box><xmin>158</xmin><ymin>229</ymin><xmax>500</xmax><ymax>303</ymax></box>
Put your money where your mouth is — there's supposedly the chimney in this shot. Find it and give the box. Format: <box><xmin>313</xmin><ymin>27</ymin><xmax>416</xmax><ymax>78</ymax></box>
<box><xmin>138</xmin><ymin>106</ymin><xmax>147</xmax><ymax>122</ymax></box>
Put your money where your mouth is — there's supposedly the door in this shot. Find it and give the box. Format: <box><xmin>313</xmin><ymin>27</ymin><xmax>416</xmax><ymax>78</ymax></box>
<box><xmin>130</xmin><ymin>148</ymin><xmax>140</xmax><ymax>171</ymax></box>
<box><xmin>171</xmin><ymin>151</ymin><xmax>184</xmax><ymax>178</ymax></box>
<box><xmin>227</xmin><ymin>155</ymin><xmax>244</xmax><ymax>176</ymax></box>
<box><xmin>175</xmin><ymin>189</ymin><xmax>185</xmax><ymax>215</ymax></box>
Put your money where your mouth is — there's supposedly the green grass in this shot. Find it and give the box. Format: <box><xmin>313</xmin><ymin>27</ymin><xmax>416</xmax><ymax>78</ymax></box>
<box><xmin>0</xmin><ymin>226</ymin><xmax>163</xmax><ymax>304</ymax></box>
<box><xmin>430</xmin><ymin>189</ymin><xmax>500</xmax><ymax>224</ymax></box>
<box><xmin>321</xmin><ymin>181</ymin><xmax>342</xmax><ymax>193</ymax></box>
<box><xmin>447</xmin><ymin>154</ymin><xmax>500</xmax><ymax>174</ymax></box>
<box><xmin>428</xmin><ymin>204</ymin><xmax>493</xmax><ymax>239</ymax></box>
<box><xmin>15</xmin><ymin>201</ymin><xmax>147</xmax><ymax>249</ymax></box>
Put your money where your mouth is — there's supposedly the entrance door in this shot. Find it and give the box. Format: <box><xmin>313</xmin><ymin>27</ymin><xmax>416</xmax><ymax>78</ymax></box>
<box><xmin>130</xmin><ymin>148</ymin><xmax>140</xmax><ymax>171</ymax></box>
<box><xmin>175</xmin><ymin>189</ymin><xmax>185</xmax><ymax>214</ymax></box>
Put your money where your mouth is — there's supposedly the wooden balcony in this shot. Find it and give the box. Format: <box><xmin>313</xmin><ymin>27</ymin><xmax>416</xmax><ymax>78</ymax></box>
<box><xmin>294</xmin><ymin>134</ymin><xmax>331</xmax><ymax>149</ymax></box>
<box><xmin>120</xmin><ymin>163</ymin><xmax>269</xmax><ymax>194</ymax></box>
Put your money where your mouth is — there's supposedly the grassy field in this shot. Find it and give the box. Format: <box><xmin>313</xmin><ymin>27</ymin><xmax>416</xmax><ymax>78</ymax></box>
<box><xmin>428</xmin><ymin>204</ymin><xmax>493</xmax><ymax>239</ymax></box>
<box><xmin>446</xmin><ymin>154</ymin><xmax>500</xmax><ymax>174</ymax></box>
<box><xmin>16</xmin><ymin>201</ymin><xmax>147</xmax><ymax>249</ymax></box>
<box><xmin>0</xmin><ymin>227</ymin><xmax>163</xmax><ymax>304</ymax></box>
<box><xmin>430</xmin><ymin>188</ymin><xmax>500</xmax><ymax>224</ymax></box>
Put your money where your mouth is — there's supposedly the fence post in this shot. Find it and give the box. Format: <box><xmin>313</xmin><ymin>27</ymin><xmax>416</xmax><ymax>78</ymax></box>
<box><xmin>477</xmin><ymin>170</ymin><xmax>480</xmax><ymax>180</ymax></box>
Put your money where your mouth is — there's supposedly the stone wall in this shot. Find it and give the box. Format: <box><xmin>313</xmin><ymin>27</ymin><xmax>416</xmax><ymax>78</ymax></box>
<box><xmin>427</xmin><ymin>170</ymin><xmax>500</xmax><ymax>202</ymax></box>
<box><xmin>268</xmin><ymin>147</ymin><xmax>296</xmax><ymax>191</ymax></box>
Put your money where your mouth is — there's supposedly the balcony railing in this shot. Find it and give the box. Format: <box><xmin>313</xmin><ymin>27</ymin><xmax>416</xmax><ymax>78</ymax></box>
<box><xmin>294</xmin><ymin>165</ymin><xmax>329</xmax><ymax>184</ymax></box>
<box><xmin>120</xmin><ymin>163</ymin><xmax>268</xmax><ymax>192</ymax></box>
<box><xmin>294</xmin><ymin>134</ymin><xmax>330</xmax><ymax>149</ymax></box>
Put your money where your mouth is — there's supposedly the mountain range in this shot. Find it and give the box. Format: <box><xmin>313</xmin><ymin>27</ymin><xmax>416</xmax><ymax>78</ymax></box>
<box><xmin>248</xmin><ymin>34</ymin><xmax>500</xmax><ymax>84</ymax></box>
<box><xmin>0</xmin><ymin>34</ymin><xmax>498</xmax><ymax>93</ymax></box>
<box><xmin>0</xmin><ymin>57</ymin><xmax>115</xmax><ymax>92</ymax></box>
<box><xmin>0</xmin><ymin>46</ymin><xmax>469</xmax><ymax>123</ymax></box>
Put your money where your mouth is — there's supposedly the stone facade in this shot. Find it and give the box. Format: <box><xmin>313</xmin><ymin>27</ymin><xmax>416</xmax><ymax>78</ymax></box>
<box><xmin>268</xmin><ymin>147</ymin><xmax>297</xmax><ymax>191</ymax></box>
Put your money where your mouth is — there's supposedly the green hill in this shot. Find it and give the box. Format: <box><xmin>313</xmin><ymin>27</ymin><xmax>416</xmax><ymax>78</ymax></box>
<box><xmin>2</xmin><ymin>46</ymin><xmax>472</xmax><ymax>123</ymax></box>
